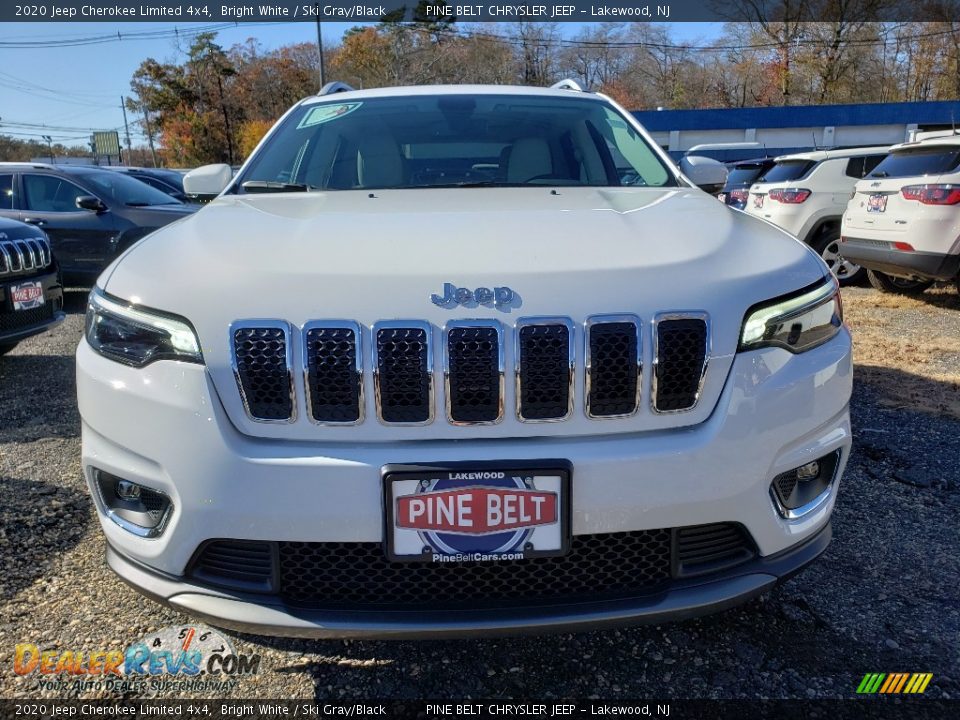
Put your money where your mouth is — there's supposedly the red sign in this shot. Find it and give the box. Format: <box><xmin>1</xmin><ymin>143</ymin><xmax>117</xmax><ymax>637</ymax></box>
<box><xmin>12</xmin><ymin>285</ymin><xmax>42</xmax><ymax>303</ymax></box>
<box><xmin>396</xmin><ymin>487</ymin><xmax>558</xmax><ymax>535</ymax></box>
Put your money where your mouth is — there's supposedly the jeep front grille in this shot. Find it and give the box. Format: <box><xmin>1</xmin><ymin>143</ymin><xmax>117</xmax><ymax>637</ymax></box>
<box><xmin>653</xmin><ymin>314</ymin><xmax>709</xmax><ymax>413</ymax></box>
<box><xmin>0</xmin><ymin>237</ymin><xmax>52</xmax><ymax>276</ymax></box>
<box><xmin>303</xmin><ymin>322</ymin><xmax>362</xmax><ymax>424</ymax></box>
<box><xmin>232</xmin><ymin>323</ymin><xmax>295</xmax><ymax>422</ymax></box>
<box><xmin>228</xmin><ymin>314</ymin><xmax>710</xmax><ymax>425</ymax></box>
<box><xmin>373</xmin><ymin>322</ymin><xmax>433</xmax><ymax>424</ymax></box>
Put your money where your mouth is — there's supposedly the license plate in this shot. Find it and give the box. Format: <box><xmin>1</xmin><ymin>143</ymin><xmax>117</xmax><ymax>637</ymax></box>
<box><xmin>384</xmin><ymin>463</ymin><xmax>570</xmax><ymax>563</ymax></box>
<box><xmin>10</xmin><ymin>281</ymin><xmax>44</xmax><ymax>311</ymax></box>
<box><xmin>753</xmin><ymin>194</ymin><xmax>764</xmax><ymax>209</ymax></box>
<box><xmin>867</xmin><ymin>194</ymin><xmax>888</xmax><ymax>213</ymax></box>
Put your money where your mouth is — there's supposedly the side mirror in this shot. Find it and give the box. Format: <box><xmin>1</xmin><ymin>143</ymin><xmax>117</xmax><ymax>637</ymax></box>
<box><xmin>183</xmin><ymin>164</ymin><xmax>233</xmax><ymax>201</ymax></box>
<box><xmin>679</xmin><ymin>156</ymin><xmax>729</xmax><ymax>196</ymax></box>
<box><xmin>76</xmin><ymin>195</ymin><xmax>106</xmax><ymax>212</ymax></box>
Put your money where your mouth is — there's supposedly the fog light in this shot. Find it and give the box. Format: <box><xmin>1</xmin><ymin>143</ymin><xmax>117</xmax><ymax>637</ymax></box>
<box><xmin>93</xmin><ymin>469</ymin><xmax>172</xmax><ymax>538</ymax></box>
<box><xmin>770</xmin><ymin>450</ymin><xmax>842</xmax><ymax>519</ymax></box>
<box><xmin>115</xmin><ymin>480</ymin><xmax>141</xmax><ymax>500</ymax></box>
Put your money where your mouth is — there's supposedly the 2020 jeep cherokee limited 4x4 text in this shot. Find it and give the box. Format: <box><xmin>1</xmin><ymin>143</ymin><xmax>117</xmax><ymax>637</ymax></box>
<box><xmin>77</xmin><ymin>83</ymin><xmax>852</xmax><ymax>638</ymax></box>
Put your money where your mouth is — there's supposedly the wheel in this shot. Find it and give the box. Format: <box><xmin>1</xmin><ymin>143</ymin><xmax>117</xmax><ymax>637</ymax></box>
<box><xmin>0</xmin><ymin>342</ymin><xmax>19</xmax><ymax>356</ymax></box>
<box><xmin>867</xmin><ymin>270</ymin><xmax>934</xmax><ymax>294</ymax></box>
<box><xmin>812</xmin><ymin>230</ymin><xmax>864</xmax><ymax>285</ymax></box>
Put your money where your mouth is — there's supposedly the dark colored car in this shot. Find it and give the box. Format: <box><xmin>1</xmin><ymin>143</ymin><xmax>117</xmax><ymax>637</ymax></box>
<box><xmin>102</xmin><ymin>166</ymin><xmax>193</xmax><ymax>203</ymax></box>
<box><xmin>0</xmin><ymin>164</ymin><xmax>197</xmax><ymax>286</ymax></box>
<box><xmin>718</xmin><ymin>158</ymin><xmax>776</xmax><ymax>210</ymax></box>
<box><xmin>0</xmin><ymin>216</ymin><xmax>65</xmax><ymax>356</ymax></box>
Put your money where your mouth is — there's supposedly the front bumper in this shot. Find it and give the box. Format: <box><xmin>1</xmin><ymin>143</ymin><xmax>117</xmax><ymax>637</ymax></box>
<box><xmin>840</xmin><ymin>237</ymin><xmax>960</xmax><ymax>281</ymax></box>
<box><xmin>77</xmin><ymin>328</ymin><xmax>852</xmax><ymax>637</ymax></box>
<box><xmin>105</xmin><ymin>522</ymin><xmax>831</xmax><ymax>639</ymax></box>
<box><xmin>0</xmin><ymin>270</ymin><xmax>65</xmax><ymax>344</ymax></box>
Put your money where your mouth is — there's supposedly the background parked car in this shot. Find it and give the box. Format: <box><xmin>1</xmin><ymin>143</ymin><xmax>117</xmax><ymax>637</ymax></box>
<box><xmin>717</xmin><ymin>157</ymin><xmax>775</xmax><ymax>210</ymax></box>
<box><xmin>0</xmin><ymin>216</ymin><xmax>64</xmax><ymax>355</ymax></box>
<box><xmin>0</xmin><ymin>163</ymin><xmax>197</xmax><ymax>286</ymax></box>
<box><xmin>840</xmin><ymin>133</ymin><xmax>960</xmax><ymax>294</ymax></box>
<box><xmin>101</xmin><ymin>166</ymin><xmax>193</xmax><ymax>204</ymax></box>
<box><xmin>745</xmin><ymin>146</ymin><xmax>889</xmax><ymax>284</ymax></box>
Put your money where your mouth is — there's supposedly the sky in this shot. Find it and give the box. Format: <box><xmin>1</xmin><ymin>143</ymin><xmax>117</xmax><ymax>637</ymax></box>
<box><xmin>0</xmin><ymin>21</ymin><xmax>721</xmax><ymax>148</ymax></box>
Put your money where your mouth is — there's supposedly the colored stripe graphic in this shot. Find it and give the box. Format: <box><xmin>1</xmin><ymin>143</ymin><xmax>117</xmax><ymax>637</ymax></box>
<box><xmin>857</xmin><ymin>673</ymin><xmax>932</xmax><ymax>694</ymax></box>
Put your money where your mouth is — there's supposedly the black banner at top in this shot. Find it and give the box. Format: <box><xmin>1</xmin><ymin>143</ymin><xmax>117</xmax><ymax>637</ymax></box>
<box><xmin>1</xmin><ymin>0</ymin><xmax>957</xmax><ymax>23</ymax></box>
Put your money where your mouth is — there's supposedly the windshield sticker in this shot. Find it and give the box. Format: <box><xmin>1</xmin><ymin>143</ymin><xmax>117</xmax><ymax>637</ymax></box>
<box><xmin>297</xmin><ymin>103</ymin><xmax>362</xmax><ymax>129</ymax></box>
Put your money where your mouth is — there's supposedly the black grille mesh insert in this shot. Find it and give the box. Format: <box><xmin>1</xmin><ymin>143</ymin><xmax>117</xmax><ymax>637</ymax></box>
<box><xmin>376</xmin><ymin>327</ymin><xmax>431</xmax><ymax>423</ymax></box>
<box><xmin>675</xmin><ymin>523</ymin><xmax>755</xmax><ymax>577</ymax></box>
<box><xmin>447</xmin><ymin>326</ymin><xmax>501</xmax><ymax>423</ymax></box>
<box><xmin>654</xmin><ymin>318</ymin><xmax>708</xmax><ymax>412</ymax></box>
<box><xmin>277</xmin><ymin>530</ymin><xmax>672</xmax><ymax>608</ymax></box>
<box><xmin>517</xmin><ymin>324</ymin><xmax>570</xmax><ymax>420</ymax></box>
<box><xmin>192</xmin><ymin>540</ymin><xmax>274</xmax><ymax>592</ymax></box>
<box><xmin>588</xmin><ymin>322</ymin><xmax>640</xmax><ymax>417</ymax></box>
<box><xmin>0</xmin><ymin>300</ymin><xmax>55</xmax><ymax>332</ymax></box>
<box><xmin>305</xmin><ymin>326</ymin><xmax>360</xmax><ymax>423</ymax></box>
<box><xmin>773</xmin><ymin>471</ymin><xmax>799</xmax><ymax>505</ymax></box>
<box><xmin>233</xmin><ymin>327</ymin><xmax>293</xmax><ymax>421</ymax></box>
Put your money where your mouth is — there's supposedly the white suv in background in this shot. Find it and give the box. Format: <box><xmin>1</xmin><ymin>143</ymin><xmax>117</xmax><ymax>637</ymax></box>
<box><xmin>746</xmin><ymin>147</ymin><xmax>889</xmax><ymax>284</ymax></box>
<box><xmin>840</xmin><ymin>134</ymin><xmax>960</xmax><ymax>294</ymax></box>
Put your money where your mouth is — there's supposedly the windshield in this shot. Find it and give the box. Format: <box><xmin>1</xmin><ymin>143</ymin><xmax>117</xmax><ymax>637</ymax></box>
<box><xmin>237</xmin><ymin>94</ymin><xmax>677</xmax><ymax>191</ymax></box>
<box><xmin>79</xmin><ymin>171</ymin><xmax>182</xmax><ymax>206</ymax></box>
<box><xmin>758</xmin><ymin>160</ymin><xmax>816</xmax><ymax>184</ymax></box>
<box><xmin>868</xmin><ymin>147</ymin><xmax>960</xmax><ymax>179</ymax></box>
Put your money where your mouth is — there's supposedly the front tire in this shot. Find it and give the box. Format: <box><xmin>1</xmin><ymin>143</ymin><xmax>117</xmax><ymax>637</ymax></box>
<box><xmin>812</xmin><ymin>230</ymin><xmax>864</xmax><ymax>285</ymax></box>
<box><xmin>0</xmin><ymin>342</ymin><xmax>19</xmax><ymax>356</ymax></box>
<box><xmin>867</xmin><ymin>270</ymin><xmax>934</xmax><ymax>294</ymax></box>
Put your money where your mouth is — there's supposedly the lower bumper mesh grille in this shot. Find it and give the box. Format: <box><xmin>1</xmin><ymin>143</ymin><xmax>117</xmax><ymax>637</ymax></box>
<box><xmin>189</xmin><ymin>523</ymin><xmax>755</xmax><ymax>610</ymax></box>
<box><xmin>0</xmin><ymin>301</ymin><xmax>56</xmax><ymax>333</ymax></box>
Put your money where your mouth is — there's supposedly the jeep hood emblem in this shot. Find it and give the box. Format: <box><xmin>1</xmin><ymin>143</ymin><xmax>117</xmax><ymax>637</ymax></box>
<box><xmin>431</xmin><ymin>282</ymin><xmax>516</xmax><ymax>310</ymax></box>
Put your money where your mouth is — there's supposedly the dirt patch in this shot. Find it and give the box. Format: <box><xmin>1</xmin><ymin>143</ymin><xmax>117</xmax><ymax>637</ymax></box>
<box><xmin>843</xmin><ymin>284</ymin><xmax>960</xmax><ymax>418</ymax></box>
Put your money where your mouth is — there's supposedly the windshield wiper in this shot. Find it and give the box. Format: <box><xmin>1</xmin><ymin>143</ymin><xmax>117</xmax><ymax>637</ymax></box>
<box><xmin>869</xmin><ymin>171</ymin><xmax>889</xmax><ymax>178</ymax></box>
<box><xmin>125</xmin><ymin>201</ymin><xmax>151</xmax><ymax>206</ymax></box>
<box><xmin>241</xmin><ymin>180</ymin><xmax>315</xmax><ymax>193</ymax></box>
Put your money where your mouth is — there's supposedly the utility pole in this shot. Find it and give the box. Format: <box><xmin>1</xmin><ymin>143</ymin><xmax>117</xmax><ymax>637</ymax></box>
<box><xmin>142</xmin><ymin>106</ymin><xmax>158</xmax><ymax>168</ymax></box>
<box><xmin>120</xmin><ymin>96</ymin><xmax>133</xmax><ymax>165</ymax></box>
<box><xmin>315</xmin><ymin>10</ymin><xmax>325</xmax><ymax>90</ymax></box>
<box><xmin>42</xmin><ymin>135</ymin><xmax>54</xmax><ymax>164</ymax></box>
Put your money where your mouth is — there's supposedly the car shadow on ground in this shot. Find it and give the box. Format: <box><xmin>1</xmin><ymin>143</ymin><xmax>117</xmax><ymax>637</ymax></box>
<box><xmin>0</xmin><ymin>354</ymin><xmax>79</xmax><ymax>441</ymax></box>
<box><xmin>63</xmin><ymin>289</ymin><xmax>89</xmax><ymax>315</ymax></box>
<box><xmin>0</xmin><ymin>476</ymin><xmax>90</xmax><ymax>603</ymax></box>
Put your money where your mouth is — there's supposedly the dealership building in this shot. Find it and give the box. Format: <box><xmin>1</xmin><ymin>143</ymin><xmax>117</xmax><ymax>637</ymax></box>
<box><xmin>633</xmin><ymin>100</ymin><xmax>960</xmax><ymax>160</ymax></box>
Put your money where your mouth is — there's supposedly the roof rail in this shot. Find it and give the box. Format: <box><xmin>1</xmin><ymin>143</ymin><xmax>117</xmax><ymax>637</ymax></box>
<box><xmin>319</xmin><ymin>81</ymin><xmax>356</xmax><ymax>96</ymax></box>
<box><xmin>551</xmin><ymin>79</ymin><xmax>583</xmax><ymax>92</ymax></box>
<box><xmin>0</xmin><ymin>161</ymin><xmax>55</xmax><ymax>169</ymax></box>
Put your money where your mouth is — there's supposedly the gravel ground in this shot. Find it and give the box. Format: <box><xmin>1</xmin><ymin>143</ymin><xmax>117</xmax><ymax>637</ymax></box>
<box><xmin>0</xmin><ymin>288</ymin><xmax>958</xmax><ymax>701</ymax></box>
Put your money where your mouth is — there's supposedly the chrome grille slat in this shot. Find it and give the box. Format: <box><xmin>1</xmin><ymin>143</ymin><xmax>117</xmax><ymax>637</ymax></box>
<box><xmin>302</xmin><ymin>321</ymin><xmax>363</xmax><ymax>425</ymax></box>
<box><xmin>373</xmin><ymin>321</ymin><xmax>433</xmax><ymax>425</ymax></box>
<box><xmin>585</xmin><ymin>315</ymin><xmax>641</xmax><ymax>419</ymax></box>
<box><xmin>652</xmin><ymin>313</ymin><xmax>710</xmax><ymax>414</ymax></box>
<box><xmin>231</xmin><ymin>321</ymin><xmax>296</xmax><ymax>423</ymax></box>
<box><xmin>444</xmin><ymin>320</ymin><xmax>504</xmax><ymax>425</ymax></box>
<box><xmin>515</xmin><ymin>317</ymin><xmax>575</xmax><ymax>423</ymax></box>
<box><xmin>0</xmin><ymin>237</ymin><xmax>53</xmax><ymax>276</ymax></box>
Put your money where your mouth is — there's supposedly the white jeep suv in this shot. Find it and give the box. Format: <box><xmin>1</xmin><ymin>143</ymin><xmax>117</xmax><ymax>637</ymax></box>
<box><xmin>840</xmin><ymin>134</ymin><xmax>960</xmax><ymax>294</ymax></box>
<box><xmin>77</xmin><ymin>83</ymin><xmax>851</xmax><ymax>638</ymax></box>
<box><xmin>746</xmin><ymin>147</ymin><xmax>889</xmax><ymax>284</ymax></box>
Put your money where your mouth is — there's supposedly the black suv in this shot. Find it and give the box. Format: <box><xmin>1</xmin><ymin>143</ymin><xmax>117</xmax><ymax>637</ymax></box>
<box><xmin>0</xmin><ymin>216</ymin><xmax>64</xmax><ymax>356</ymax></box>
<box><xmin>102</xmin><ymin>166</ymin><xmax>192</xmax><ymax>203</ymax></box>
<box><xmin>718</xmin><ymin>158</ymin><xmax>776</xmax><ymax>210</ymax></box>
<box><xmin>0</xmin><ymin>164</ymin><xmax>196</xmax><ymax>286</ymax></box>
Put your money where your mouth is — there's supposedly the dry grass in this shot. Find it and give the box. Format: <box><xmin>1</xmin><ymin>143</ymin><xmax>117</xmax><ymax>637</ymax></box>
<box><xmin>843</xmin><ymin>284</ymin><xmax>960</xmax><ymax>418</ymax></box>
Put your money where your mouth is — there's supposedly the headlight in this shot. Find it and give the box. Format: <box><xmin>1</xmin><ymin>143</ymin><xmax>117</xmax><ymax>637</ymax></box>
<box><xmin>85</xmin><ymin>287</ymin><xmax>202</xmax><ymax>367</ymax></box>
<box><xmin>739</xmin><ymin>278</ymin><xmax>842</xmax><ymax>353</ymax></box>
